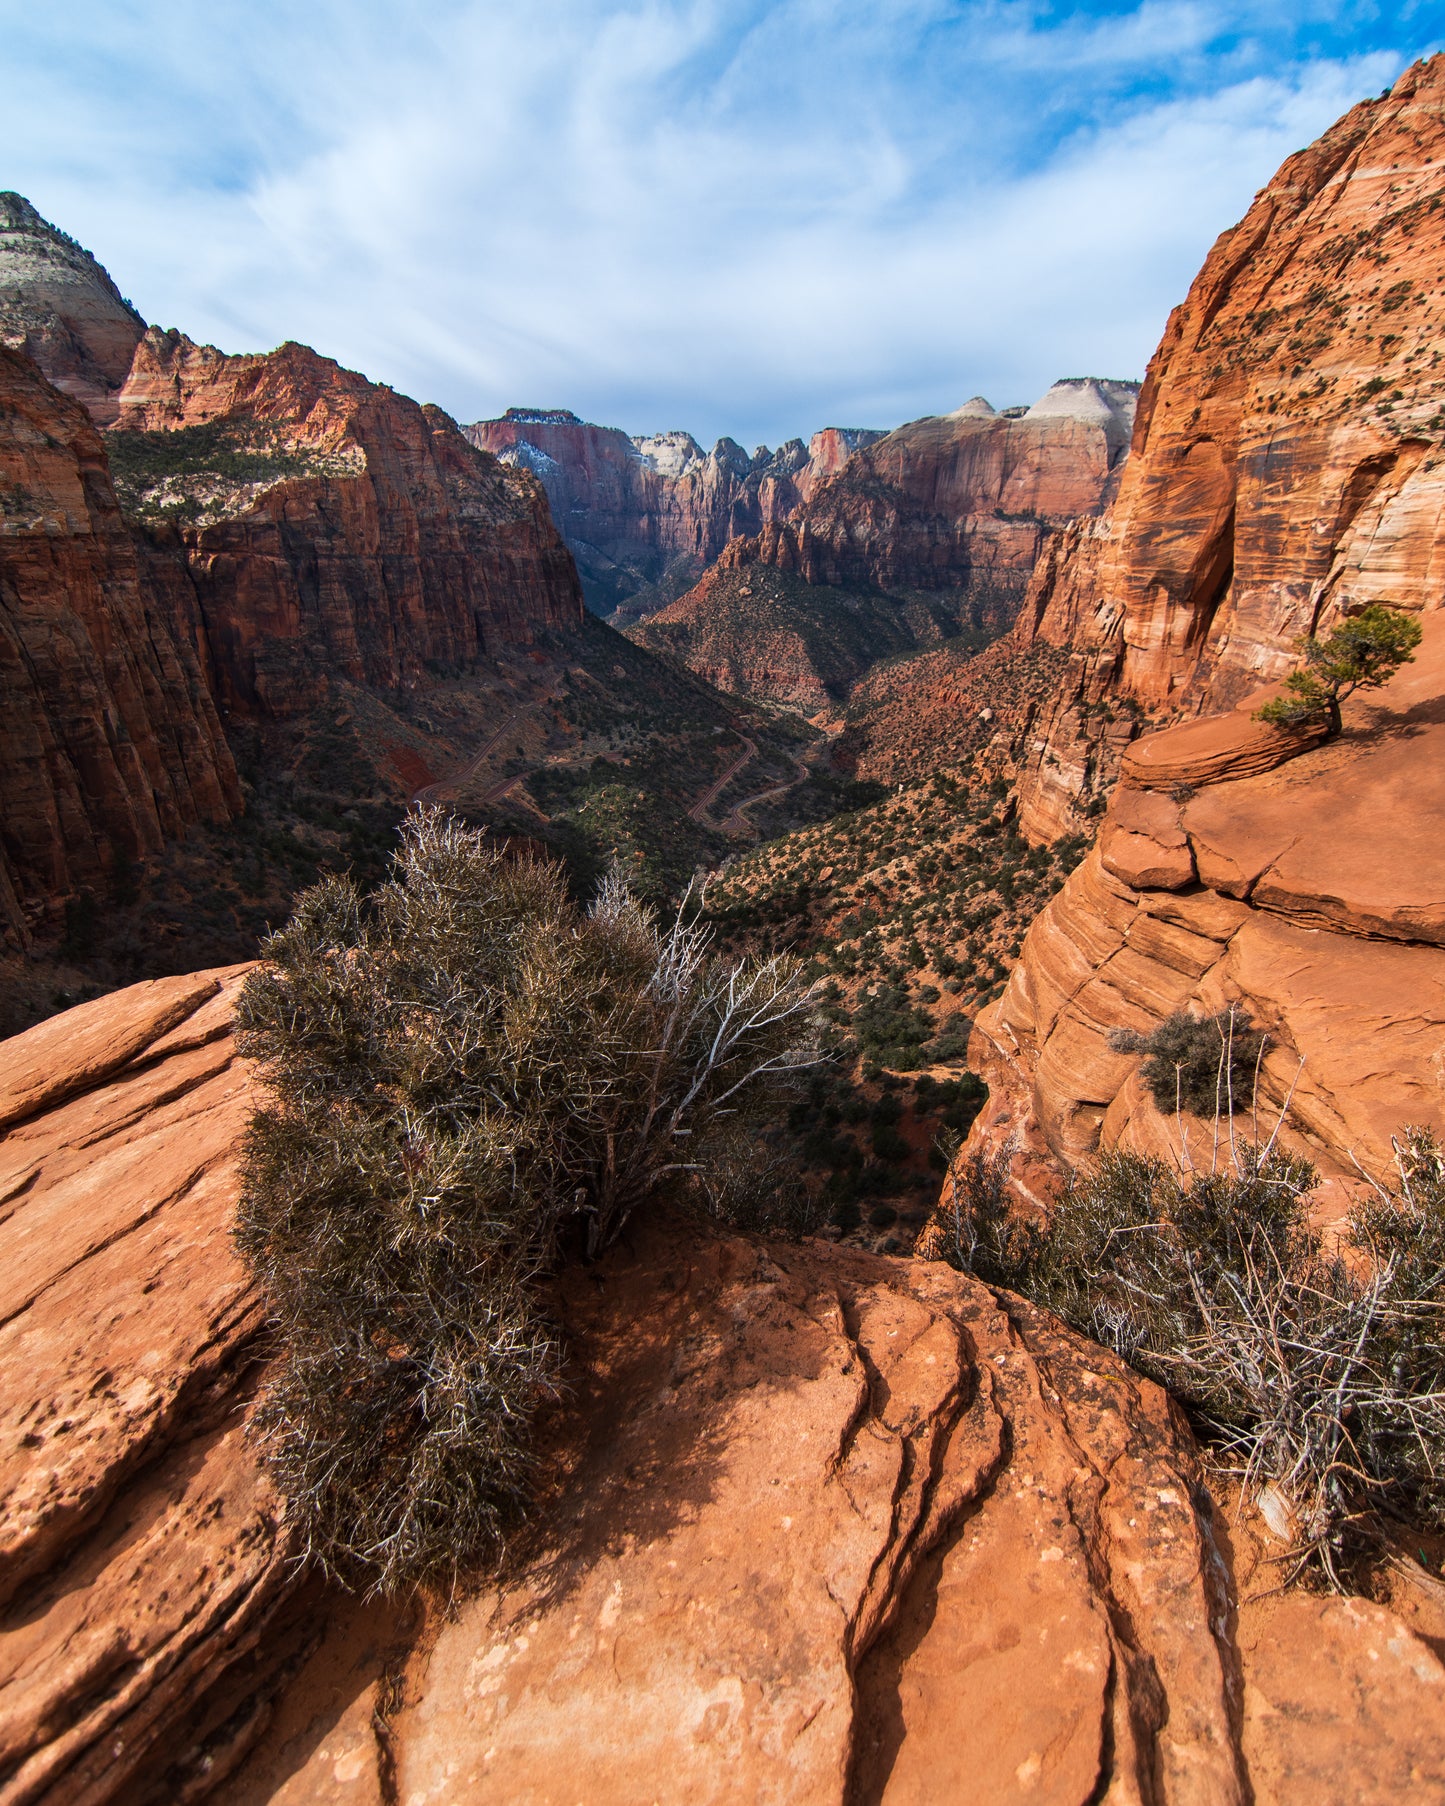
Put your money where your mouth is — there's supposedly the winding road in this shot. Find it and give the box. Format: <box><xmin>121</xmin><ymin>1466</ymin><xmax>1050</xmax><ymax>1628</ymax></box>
<box><xmin>410</xmin><ymin>681</ymin><xmax>563</xmax><ymax>806</ymax></box>
<box><xmin>687</xmin><ymin>736</ymin><xmax>758</xmax><ymax>825</ymax></box>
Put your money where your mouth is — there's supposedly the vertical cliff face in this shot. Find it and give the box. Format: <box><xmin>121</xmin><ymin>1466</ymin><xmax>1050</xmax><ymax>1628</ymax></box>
<box><xmin>465</xmin><ymin>408</ymin><xmax>884</xmax><ymax>618</ymax></box>
<box><xmin>721</xmin><ymin>379</ymin><xmax>1139</xmax><ymax>622</ymax></box>
<box><xmin>0</xmin><ymin>347</ymin><xmax>240</xmax><ymax>947</ymax></box>
<box><xmin>112</xmin><ymin>333</ymin><xmax>583</xmax><ymax>717</ymax></box>
<box><xmin>949</xmin><ymin>56</ymin><xmax>1445</xmax><ymax>1204</ymax></box>
<box><xmin>0</xmin><ymin>194</ymin><xmax>146</xmax><ymax>424</ymax></box>
<box><xmin>1013</xmin><ymin>56</ymin><xmax>1445</xmax><ymax>840</ymax></box>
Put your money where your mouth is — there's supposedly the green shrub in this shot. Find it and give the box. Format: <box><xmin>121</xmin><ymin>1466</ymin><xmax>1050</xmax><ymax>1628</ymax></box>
<box><xmin>235</xmin><ymin>809</ymin><xmax>819</xmax><ymax>1594</ymax></box>
<box><xmin>1109</xmin><ymin>1007</ymin><xmax>1265</xmax><ymax>1115</ymax></box>
<box><xmin>1254</xmin><ymin>603</ymin><xmax>1421</xmax><ymax>737</ymax></box>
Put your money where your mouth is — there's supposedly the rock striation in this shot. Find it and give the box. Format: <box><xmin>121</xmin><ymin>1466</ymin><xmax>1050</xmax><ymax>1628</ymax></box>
<box><xmin>113</xmin><ymin>332</ymin><xmax>582</xmax><ymax>717</ymax></box>
<box><xmin>938</xmin><ymin>56</ymin><xmax>1445</xmax><ymax>1211</ymax></box>
<box><xmin>1010</xmin><ymin>57</ymin><xmax>1445</xmax><ymax>841</ymax></box>
<box><xmin>0</xmin><ymin>346</ymin><xmax>240</xmax><ymax>949</ymax></box>
<box><xmin>0</xmin><ymin>966</ymin><xmax>302</xmax><ymax>1805</ymax></box>
<box><xmin>465</xmin><ymin>408</ymin><xmax>884</xmax><ymax>619</ymax></box>
<box><xmin>960</xmin><ymin>623</ymin><xmax>1445</xmax><ymax>1205</ymax></box>
<box><xmin>4</xmin><ymin>973</ymin><xmax>1442</xmax><ymax>1803</ymax></box>
<box><xmin>718</xmin><ymin>379</ymin><xmax>1139</xmax><ymax>622</ymax></box>
<box><xmin>0</xmin><ymin>194</ymin><xmax>145</xmax><ymax>424</ymax></box>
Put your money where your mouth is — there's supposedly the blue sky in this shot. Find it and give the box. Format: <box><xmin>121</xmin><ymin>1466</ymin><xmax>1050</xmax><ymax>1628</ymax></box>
<box><xmin>1</xmin><ymin>3</ymin><xmax>1438</xmax><ymax>446</ymax></box>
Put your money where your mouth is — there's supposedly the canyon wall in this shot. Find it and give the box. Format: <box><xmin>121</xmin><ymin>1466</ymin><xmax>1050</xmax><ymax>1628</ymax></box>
<box><xmin>1010</xmin><ymin>56</ymin><xmax>1445</xmax><ymax>841</ymax></box>
<box><xmin>950</xmin><ymin>55</ymin><xmax>1445</xmax><ymax>1205</ymax></box>
<box><xmin>720</xmin><ymin>379</ymin><xmax>1139</xmax><ymax>620</ymax></box>
<box><xmin>0</xmin><ymin>198</ymin><xmax>584</xmax><ymax>945</ymax></box>
<box><xmin>114</xmin><ymin>332</ymin><xmax>582</xmax><ymax>716</ymax></box>
<box><xmin>0</xmin><ymin>347</ymin><xmax>240</xmax><ymax>950</ymax></box>
<box><xmin>466</xmin><ymin>407</ymin><xmax>884</xmax><ymax>618</ymax></box>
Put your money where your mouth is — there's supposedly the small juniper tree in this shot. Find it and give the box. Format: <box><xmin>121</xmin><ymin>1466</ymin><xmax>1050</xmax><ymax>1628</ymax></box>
<box><xmin>235</xmin><ymin>809</ymin><xmax>819</xmax><ymax>1594</ymax></box>
<box><xmin>1255</xmin><ymin>603</ymin><xmax>1422</xmax><ymax>739</ymax></box>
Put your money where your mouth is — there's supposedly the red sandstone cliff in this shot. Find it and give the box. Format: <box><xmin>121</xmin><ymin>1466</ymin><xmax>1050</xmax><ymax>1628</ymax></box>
<box><xmin>719</xmin><ymin>380</ymin><xmax>1138</xmax><ymax>620</ymax></box>
<box><xmin>466</xmin><ymin>408</ymin><xmax>884</xmax><ymax>619</ymax></box>
<box><xmin>1012</xmin><ymin>57</ymin><xmax>1445</xmax><ymax>840</ymax></box>
<box><xmin>114</xmin><ymin>332</ymin><xmax>582</xmax><ymax>717</ymax></box>
<box><xmin>0</xmin><ymin>347</ymin><xmax>240</xmax><ymax>950</ymax></box>
<box><xmin>948</xmin><ymin>56</ymin><xmax>1445</xmax><ymax>1208</ymax></box>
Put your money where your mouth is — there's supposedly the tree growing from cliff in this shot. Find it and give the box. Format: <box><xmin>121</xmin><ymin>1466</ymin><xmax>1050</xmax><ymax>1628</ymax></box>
<box><xmin>234</xmin><ymin>809</ymin><xmax>819</xmax><ymax>1594</ymax></box>
<box><xmin>1254</xmin><ymin>603</ymin><xmax>1422</xmax><ymax>738</ymax></box>
<box><xmin>1108</xmin><ymin>1007</ymin><xmax>1265</xmax><ymax>1117</ymax></box>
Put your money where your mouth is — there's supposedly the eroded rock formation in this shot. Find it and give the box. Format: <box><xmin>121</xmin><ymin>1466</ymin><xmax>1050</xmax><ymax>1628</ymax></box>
<box><xmin>0</xmin><ymin>347</ymin><xmax>240</xmax><ymax>948</ymax></box>
<box><xmin>944</xmin><ymin>58</ymin><xmax>1445</xmax><ymax>1208</ymax></box>
<box><xmin>958</xmin><ymin>623</ymin><xmax>1445</xmax><ymax>1215</ymax></box>
<box><xmin>1010</xmin><ymin>57</ymin><xmax>1445</xmax><ymax>842</ymax></box>
<box><xmin>3</xmin><ymin>973</ymin><xmax>1441</xmax><ymax>1803</ymax></box>
<box><xmin>0</xmin><ymin>194</ymin><xmax>145</xmax><ymax>424</ymax></box>
<box><xmin>113</xmin><ymin>332</ymin><xmax>582</xmax><ymax>716</ymax></box>
<box><xmin>466</xmin><ymin>408</ymin><xmax>885</xmax><ymax>619</ymax></box>
<box><xmin>720</xmin><ymin>379</ymin><xmax>1139</xmax><ymax>620</ymax></box>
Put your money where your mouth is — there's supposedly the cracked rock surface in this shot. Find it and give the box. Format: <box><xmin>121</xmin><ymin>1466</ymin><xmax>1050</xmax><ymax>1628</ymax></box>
<box><xmin>1</xmin><ymin>972</ymin><xmax>1442</xmax><ymax>1803</ymax></box>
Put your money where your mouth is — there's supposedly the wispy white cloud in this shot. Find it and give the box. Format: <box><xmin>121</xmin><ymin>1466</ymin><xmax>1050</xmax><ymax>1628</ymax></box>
<box><xmin>0</xmin><ymin>2</ymin><xmax>1428</xmax><ymax>444</ymax></box>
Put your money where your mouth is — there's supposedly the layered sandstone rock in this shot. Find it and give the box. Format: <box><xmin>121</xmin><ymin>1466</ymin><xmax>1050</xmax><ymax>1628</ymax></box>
<box><xmin>113</xmin><ymin>332</ymin><xmax>582</xmax><ymax>717</ymax></box>
<box><xmin>957</xmin><ymin>619</ymin><xmax>1445</xmax><ymax>1208</ymax></box>
<box><xmin>720</xmin><ymin>379</ymin><xmax>1138</xmax><ymax>621</ymax></box>
<box><xmin>465</xmin><ymin>409</ymin><xmax>884</xmax><ymax>619</ymax></box>
<box><xmin>0</xmin><ymin>194</ymin><xmax>145</xmax><ymax>424</ymax></box>
<box><xmin>0</xmin><ymin>346</ymin><xmax>240</xmax><ymax>947</ymax></box>
<box><xmin>0</xmin><ymin>967</ymin><xmax>308</xmax><ymax>1804</ymax></box>
<box><xmin>5</xmin><ymin>975</ymin><xmax>1441</xmax><ymax>1804</ymax></box>
<box><xmin>1012</xmin><ymin>56</ymin><xmax>1445</xmax><ymax>841</ymax></box>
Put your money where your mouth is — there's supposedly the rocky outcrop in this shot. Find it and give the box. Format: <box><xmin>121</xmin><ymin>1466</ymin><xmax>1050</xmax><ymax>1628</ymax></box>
<box><xmin>0</xmin><ymin>195</ymin><xmax>145</xmax><ymax>424</ymax></box>
<box><xmin>0</xmin><ymin>347</ymin><xmax>240</xmax><ymax>947</ymax></box>
<box><xmin>1011</xmin><ymin>57</ymin><xmax>1445</xmax><ymax>842</ymax></box>
<box><xmin>113</xmin><ymin>333</ymin><xmax>583</xmax><ymax>717</ymax></box>
<box><xmin>4</xmin><ymin>972</ymin><xmax>1442</xmax><ymax>1803</ymax></box>
<box><xmin>465</xmin><ymin>409</ymin><xmax>884</xmax><ymax>619</ymax></box>
<box><xmin>720</xmin><ymin>379</ymin><xmax>1139</xmax><ymax>619</ymax></box>
<box><xmin>956</xmin><ymin>617</ymin><xmax>1445</xmax><ymax>1212</ymax></box>
<box><xmin>0</xmin><ymin>966</ymin><xmax>304</xmax><ymax>1804</ymax></box>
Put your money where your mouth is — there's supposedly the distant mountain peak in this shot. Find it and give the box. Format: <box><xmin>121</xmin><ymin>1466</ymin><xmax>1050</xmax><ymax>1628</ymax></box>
<box><xmin>0</xmin><ymin>191</ymin><xmax>146</xmax><ymax>418</ymax></box>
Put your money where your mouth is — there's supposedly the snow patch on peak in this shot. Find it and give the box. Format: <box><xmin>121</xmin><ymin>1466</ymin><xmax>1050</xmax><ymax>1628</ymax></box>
<box><xmin>498</xmin><ymin>440</ymin><xmax>562</xmax><ymax>478</ymax></box>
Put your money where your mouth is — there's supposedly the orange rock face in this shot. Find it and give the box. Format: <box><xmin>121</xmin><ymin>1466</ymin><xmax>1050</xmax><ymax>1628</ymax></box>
<box><xmin>961</xmin><ymin>621</ymin><xmax>1445</xmax><ymax>1205</ymax></box>
<box><xmin>0</xmin><ymin>347</ymin><xmax>240</xmax><ymax>948</ymax></box>
<box><xmin>0</xmin><ymin>967</ymin><xmax>307</xmax><ymax>1803</ymax></box>
<box><xmin>3</xmin><ymin>974</ymin><xmax>1442</xmax><ymax>1801</ymax></box>
<box><xmin>722</xmin><ymin>383</ymin><xmax>1136</xmax><ymax>620</ymax></box>
<box><xmin>1013</xmin><ymin>55</ymin><xmax>1445</xmax><ymax>841</ymax></box>
<box><xmin>115</xmin><ymin>333</ymin><xmax>582</xmax><ymax>717</ymax></box>
<box><xmin>465</xmin><ymin>410</ymin><xmax>885</xmax><ymax>620</ymax></box>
